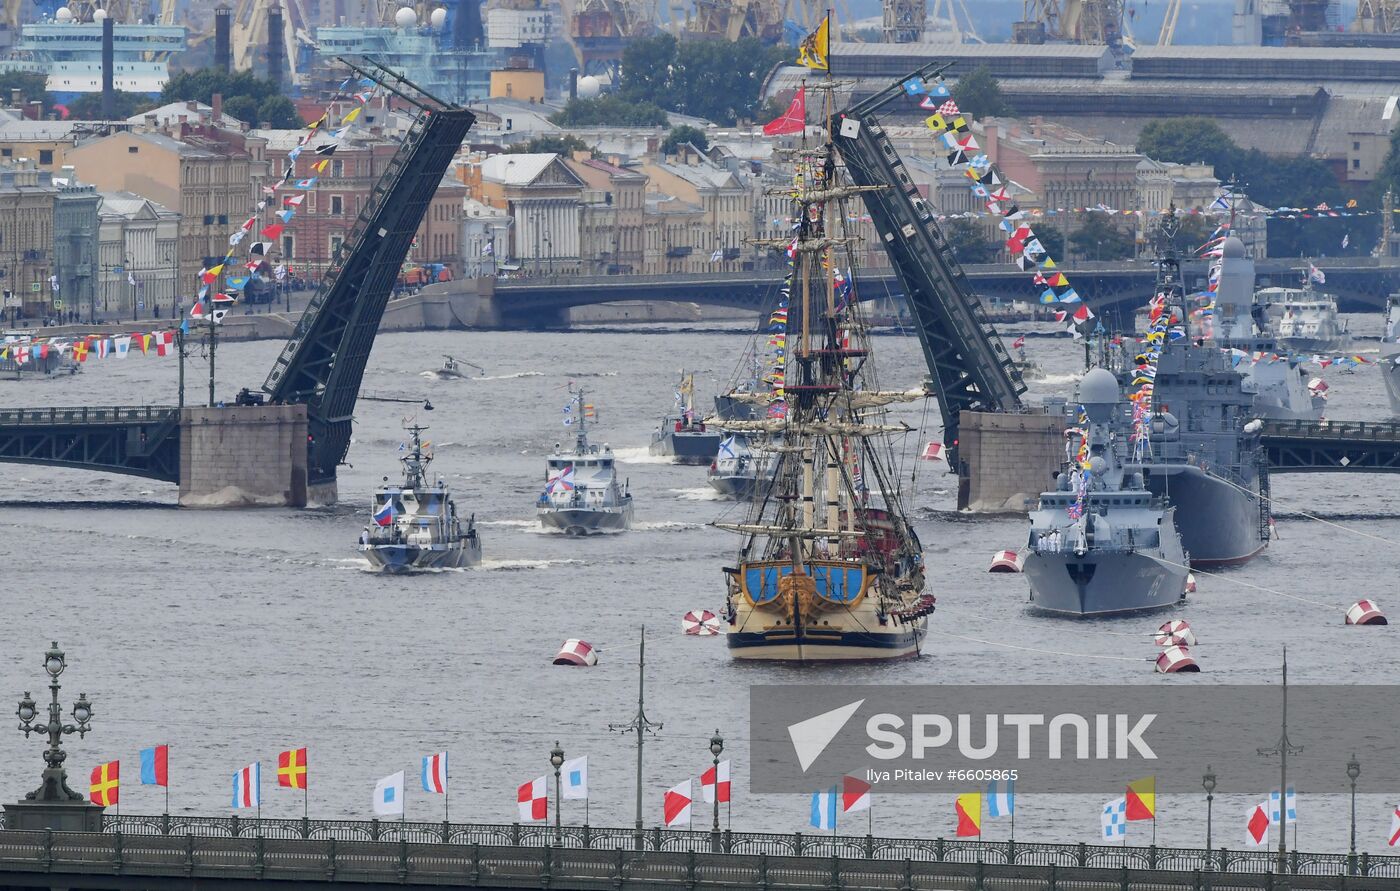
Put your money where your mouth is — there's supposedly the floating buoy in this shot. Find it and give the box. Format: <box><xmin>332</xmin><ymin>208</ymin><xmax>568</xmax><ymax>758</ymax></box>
<box><xmin>1154</xmin><ymin>619</ymin><xmax>1197</xmax><ymax>647</ymax></box>
<box><xmin>553</xmin><ymin>639</ymin><xmax>598</xmax><ymax>666</ymax></box>
<box><xmin>1185</xmin><ymin>573</ymin><xmax>1197</xmax><ymax>594</ymax></box>
<box><xmin>1345</xmin><ymin>600</ymin><xmax>1388</xmax><ymax>626</ymax></box>
<box><xmin>1156</xmin><ymin>645</ymin><xmax>1200</xmax><ymax>673</ymax></box>
<box><xmin>682</xmin><ymin>609</ymin><xmax>721</xmax><ymax>636</ymax></box>
<box><xmin>920</xmin><ymin>441</ymin><xmax>946</xmax><ymax>462</ymax></box>
<box><xmin>988</xmin><ymin>550</ymin><xmax>1024</xmax><ymax>573</ymax></box>
<box><xmin>1307</xmin><ymin>377</ymin><xmax>1329</xmax><ymax>398</ymax></box>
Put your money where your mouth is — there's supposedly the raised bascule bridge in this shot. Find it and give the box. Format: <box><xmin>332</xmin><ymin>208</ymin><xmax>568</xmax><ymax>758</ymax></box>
<box><xmin>0</xmin><ymin>60</ymin><xmax>476</xmax><ymax>506</ymax></box>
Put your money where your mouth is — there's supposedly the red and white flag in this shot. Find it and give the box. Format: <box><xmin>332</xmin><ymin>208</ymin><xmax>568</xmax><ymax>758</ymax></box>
<box><xmin>762</xmin><ymin>86</ymin><xmax>806</xmax><ymax>137</ymax></box>
<box><xmin>841</xmin><ymin>775</ymin><xmax>871</xmax><ymax>814</ymax></box>
<box><xmin>517</xmin><ymin>775</ymin><xmax>548</xmax><ymax>822</ymax></box>
<box><xmin>1389</xmin><ymin>805</ymin><xmax>1400</xmax><ymax>847</ymax></box>
<box><xmin>701</xmin><ymin>760</ymin><xmax>730</xmax><ymax>804</ymax></box>
<box><xmin>1245</xmin><ymin>802</ymin><xmax>1270</xmax><ymax>847</ymax></box>
<box><xmin>663</xmin><ymin>779</ymin><xmax>692</xmax><ymax>827</ymax></box>
<box><xmin>1012</xmin><ymin>335</ymin><xmax>1026</xmax><ymax>349</ymax></box>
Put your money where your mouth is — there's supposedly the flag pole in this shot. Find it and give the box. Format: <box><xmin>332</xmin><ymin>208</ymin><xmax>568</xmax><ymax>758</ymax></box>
<box><xmin>165</xmin><ymin>746</ymin><xmax>170</xmax><ymax>816</ymax></box>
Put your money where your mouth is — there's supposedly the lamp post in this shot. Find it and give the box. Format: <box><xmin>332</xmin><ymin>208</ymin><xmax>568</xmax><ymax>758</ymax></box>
<box><xmin>13</xmin><ymin>642</ymin><xmax>94</xmax><ymax>808</ymax></box>
<box><xmin>1347</xmin><ymin>755</ymin><xmax>1361</xmax><ymax>867</ymax></box>
<box><xmin>550</xmin><ymin>741</ymin><xmax>565</xmax><ymax>844</ymax></box>
<box><xmin>709</xmin><ymin>730</ymin><xmax>724</xmax><ymax>852</ymax></box>
<box><xmin>1202</xmin><ymin>766</ymin><xmax>1216</xmax><ymax>870</ymax></box>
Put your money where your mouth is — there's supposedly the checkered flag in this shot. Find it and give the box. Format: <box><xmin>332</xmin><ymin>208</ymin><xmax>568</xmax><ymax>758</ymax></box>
<box><xmin>939</xmin><ymin>100</ymin><xmax>960</xmax><ymax>116</ymax></box>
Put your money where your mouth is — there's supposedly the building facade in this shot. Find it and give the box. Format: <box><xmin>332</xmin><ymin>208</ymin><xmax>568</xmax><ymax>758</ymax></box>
<box><xmin>53</xmin><ymin>175</ymin><xmax>100</xmax><ymax>317</ymax></box>
<box><xmin>0</xmin><ymin>160</ymin><xmax>57</xmax><ymax>317</ymax></box>
<box><xmin>95</xmin><ymin>191</ymin><xmax>180</xmax><ymax>321</ymax></box>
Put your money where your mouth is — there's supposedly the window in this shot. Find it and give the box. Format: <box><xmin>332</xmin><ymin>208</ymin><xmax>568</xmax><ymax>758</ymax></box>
<box><xmin>38</xmin><ymin>149</ymin><xmax>52</xmax><ymax>165</ymax></box>
<box><xmin>281</xmin><ymin>234</ymin><xmax>294</xmax><ymax>258</ymax></box>
<box><xmin>331</xmin><ymin>195</ymin><xmax>343</xmax><ymax>215</ymax></box>
<box><xmin>332</xmin><ymin>159</ymin><xmax>344</xmax><ymax>178</ymax></box>
<box><xmin>330</xmin><ymin>234</ymin><xmax>344</xmax><ymax>257</ymax></box>
<box><xmin>1353</xmin><ymin>159</ymin><xmax>1361</xmax><ymax>170</ymax></box>
<box><xmin>1354</xmin><ymin>141</ymin><xmax>1361</xmax><ymax>151</ymax></box>
<box><xmin>128</xmin><ymin>146</ymin><xmax>138</xmax><ymax>154</ymax></box>
<box><xmin>0</xmin><ymin>148</ymin><xmax>9</xmax><ymax>157</ymax></box>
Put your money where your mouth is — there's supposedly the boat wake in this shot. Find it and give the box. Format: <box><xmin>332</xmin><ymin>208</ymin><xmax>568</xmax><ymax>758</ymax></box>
<box><xmin>479</xmin><ymin>371</ymin><xmax>545</xmax><ymax>380</ymax></box>
<box><xmin>634</xmin><ymin>520</ymin><xmax>702</xmax><ymax>532</ymax></box>
<box><xmin>612</xmin><ymin>446</ymin><xmax>673</xmax><ymax>464</ymax></box>
<box><xmin>481</xmin><ymin>557</ymin><xmax>586</xmax><ymax>571</ymax></box>
<box><xmin>671</xmin><ymin>487</ymin><xmax>723</xmax><ymax>501</ymax></box>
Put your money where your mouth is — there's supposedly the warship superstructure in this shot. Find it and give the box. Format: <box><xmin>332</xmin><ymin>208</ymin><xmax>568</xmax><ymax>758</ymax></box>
<box><xmin>650</xmin><ymin>371</ymin><xmax>722</xmax><ymax>464</ymax></box>
<box><xmin>1024</xmin><ymin>368</ymin><xmax>1189</xmax><ymax>616</ymax></box>
<box><xmin>538</xmin><ymin>388</ymin><xmax>633</xmax><ymax>535</ymax></box>
<box><xmin>1257</xmin><ymin>281</ymin><xmax>1352</xmax><ymax>355</ymax></box>
<box><xmin>707</xmin><ymin>434</ymin><xmax>774</xmax><ymax>500</ymax></box>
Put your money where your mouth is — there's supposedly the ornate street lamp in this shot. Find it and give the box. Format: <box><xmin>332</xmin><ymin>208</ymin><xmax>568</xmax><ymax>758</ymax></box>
<box><xmin>550</xmin><ymin>741</ymin><xmax>565</xmax><ymax>843</ymax></box>
<box><xmin>709</xmin><ymin>729</ymin><xmax>724</xmax><ymax>852</ymax></box>
<box><xmin>1347</xmin><ymin>755</ymin><xmax>1361</xmax><ymax>866</ymax></box>
<box><xmin>1202</xmin><ymin>766</ymin><xmax>1216</xmax><ymax>870</ymax></box>
<box><xmin>14</xmin><ymin>642</ymin><xmax>94</xmax><ymax>805</ymax></box>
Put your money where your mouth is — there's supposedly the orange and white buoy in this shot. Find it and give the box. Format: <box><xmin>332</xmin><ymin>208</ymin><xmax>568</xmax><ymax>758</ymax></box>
<box><xmin>1154</xmin><ymin>619</ymin><xmax>1197</xmax><ymax>647</ymax></box>
<box><xmin>988</xmin><ymin>550</ymin><xmax>1024</xmax><ymax>573</ymax></box>
<box><xmin>1344</xmin><ymin>600</ymin><xmax>1388</xmax><ymax>626</ymax></box>
<box><xmin>682</xmin><ymin>609</ymin><xmax>721</xmax><ymax>636</ymax></box>
<box><xmin>553</xmin><ymin>639</ymin><xmax>599</xmax><ymax>666</ymax></box>
<box><xmin>920</xmin><ymin>441</ymin><xmax>946</xmax><ymax>463</ymax></box>
<box><xmin>1155</xmin><ymin>645</ymin><xmax>1200</xmax><ymax>673</ymax></box>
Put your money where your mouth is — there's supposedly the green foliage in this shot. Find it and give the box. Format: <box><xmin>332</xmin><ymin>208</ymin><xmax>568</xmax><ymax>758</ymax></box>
<box><xmin>951</xmin><ymin>66</ymin><xmax>1012</xmax><ymax>120</ymax></box>
<box><xmin>66</xmin><ymin>90</ymin><xmax>156</xmax><ymax>120</ymax></box>
<box><xmin>506</xmin><ymin>134</ymin><xmax>593</xmax><ymax>155</ymax></box>
<box><xmin>223</xmin><ymin>95</ymin><xmax>260</xmax><ymax>125</ymax></box>
<box><xmin>944</xmin><ymin>218</ymin><xmax>997</xmax><ymax>265</ymax></box>
<box><xmin>1070</xmin><ymin>213</ymin><xmax>1136</xmax><ymax>260</ymax></box>
<box><xmin>1034</xmin><ymin>223</ymin><xmax>1066</xmax><ymax>260</ymax></box>
<box><xmin>160</xmin><ymin>69</ymin><xmax>285</xmax><ymax>114</ymax></box>
<box><xmin>1170</xmin><ymin>212</ymin><xmax>1213</xmax><ymax>255</ymax></box>
<box><xmin>550</xmin><ymin>96</ymin><xmax>669</xmax><ymax>127</ymax></box>
<box><xmin>661</xmin><ymin>124</ymin><xmax>709</xmax><ymax>155</ymax></box>
<box><xmin>1135</xmin><ymin>117</ymin><xmax>1237</xmax><ymax>172</ymax></box>
<box><xmin>257</xmin><ymin>96</ymin><xmax>302</xmax><ymax>129</ymax></box>
<box><xmin>619</xmin><ymin>35</ymin><xmax>788</xmax><ymax>126</ymax></box>
<box><xmin>1377</xmin><ymin>123</ymin><xmax>1400</xmax><ymax>200</ymax></box>
<box><xmin>0</xmin><ymin>72</ymin><xmax>48</xmax><ymax>104</ymax></box>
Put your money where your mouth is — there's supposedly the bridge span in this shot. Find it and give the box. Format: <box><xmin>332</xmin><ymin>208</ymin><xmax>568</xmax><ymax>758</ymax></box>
<box><xmin>488</xmin><ymin>257</ymin><xmax>1400</xmax><ymax>327</ymax></box>
<box><xmin>0</xmin><ymin>814</ymin><xmax>1395</xmax><ymax>891</ymax></box>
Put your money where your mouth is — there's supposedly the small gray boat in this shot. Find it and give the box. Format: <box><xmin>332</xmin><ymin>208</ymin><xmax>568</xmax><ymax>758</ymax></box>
<box><xmin>1023</xmin><ymin>368</ymin><xmax>1189</xmax><ymax>617</ymax></box>
<box><xmin>650</xmin><ymin>371</ymin><xmax>721</xmax><ymax>464</ymax></box>
<box><xmin>706</xmin><ymin>434</ymin><xmax>774</xmax><ymax>500</ymax></box>
<box><xmin>360</xmin><ymin>424</ymin><xmax>482</xmax><ymax>573</ymax></box>
<box><xmin>538</xmin><ymin>387</ymin><xmax>633</xmax><ymax>535</ymax></box>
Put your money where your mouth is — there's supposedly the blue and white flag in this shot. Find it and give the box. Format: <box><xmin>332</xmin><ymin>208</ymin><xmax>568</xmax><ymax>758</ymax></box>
<box><xmin>718</xmin><ymin>436</ymin><xmax>737</xmax><ymax>458</ymax></box>
<box><xmin>561</xmin><ymin>756</ymin><xmax>588</xmax><ymax>800</ymax></box>
<box><xmin>810</xmin><ymin>786</ymin><xmax>838</xmax><ymax>831</ymax></box>
<box><xmin>421</xmin><ymin>752</ymin><xmax>447</xmax><ymax>794</ymax></box>
<box><xmin>1269</xmin><ymin>787</ymin><xmax>1297</xmax><ymax>825</ymax></box>
<box><xmin>374</xmin><ymin>770</ymin><xmax>405</xmax><ymax>816</ymax></box>
<box><xmin>1101</xmin><ymin>797</ymin><xmax>1127</xmax><ymax>840</ymax></box>
<box><xmin>988</xmin><ymin>779</ymin><xmax>1015</xmax><ymax>818</ymax></box>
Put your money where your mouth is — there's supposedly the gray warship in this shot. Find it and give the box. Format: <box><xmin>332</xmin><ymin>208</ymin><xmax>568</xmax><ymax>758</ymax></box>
<box><xmin>538</xmin><ymin>388</ymin><xmax>633</xmax><ymax>535</ymax></box>
<box><xmin>1024</xmin><ymin>368</ymin><xmax>1189</xmax><ymax>616</ymax></box>
<box><xmin>650</xmin><ymin>371</ymin><xmax>722</xmax><ymax>464</ymax></box>
<box><xmin>706</xmin><ymin>434</ymin><xmax>774</xmax><ymax>500</ymax></box>
<box><xmin>360</xmin><ymin>424</ymin><xmax>482</xmax><ymax>572</ymax></box>
<box><xmin>1258</xmin><ymin>280</ymin><xmax>1351</xmax><ymax>355</ymax></box>
<box><xmin>1382</xmin><ymin>294</ymin><xmax>1400</xmax><ymax>415</ymax></box>
<box><xmin>1115</xmin><ymin>242</ymin><xmax>1270</xmax><ymax>567</ymax></box>
<box><xmin>1209</xmin><ymin>238</ymin><xmax>1325</xmax><ymax>421</ymax></box>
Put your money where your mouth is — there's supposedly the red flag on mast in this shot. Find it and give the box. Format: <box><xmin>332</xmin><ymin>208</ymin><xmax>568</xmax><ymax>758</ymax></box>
<box><xmin>762</xmin><ymin>87</ymin><xmax>807</xmax><ymax>136</ymax></box>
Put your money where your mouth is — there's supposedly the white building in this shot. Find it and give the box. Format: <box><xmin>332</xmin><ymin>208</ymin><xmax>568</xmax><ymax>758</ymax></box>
<box><xmin>95</xmin><ymin>191</ymin><xmax>180</xmax><ymax>320</ymax></box>
<box><xmin>460</xmin><ymin>198</ymin><xmax>512</xmax><ymax>276</ymax></box>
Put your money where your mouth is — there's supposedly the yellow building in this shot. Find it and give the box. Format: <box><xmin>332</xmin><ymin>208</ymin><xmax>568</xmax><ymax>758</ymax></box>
<box><xmin>489</xmin><ymin>69</ymin><xmax>546</xmax><ymax>103</ymax></box>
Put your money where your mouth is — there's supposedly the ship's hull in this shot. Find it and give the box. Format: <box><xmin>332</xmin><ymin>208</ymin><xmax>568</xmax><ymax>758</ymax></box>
<box><xmin>1382</xmin><ymin>345</ymin><xmax>1400</xmax><ymax>416</ymax></box>
<box><xmin>1139</xmin><ymin>464</ymin><xmax>1266</xmax><ymax>567</ymax></box>
<box><xmin>538</xmin><ymin>503</ymin><xmax>633</xmax><ymax>535</ymax></box>
<box><xmin>707</xmin><ymin>472</ymin><xmax>766</xmax><ymax>500</ymax></box>
<box><xmin>726</xmin><ymin>622</ymin><xmax>926</xmax><ymax>662</ymax></box>
<box><xmin>1278</xmin><ymin>334</ymin><xmax>1351</xmax><ymax>355</ymax></box>
<box><xmin>362</xmin><ymin>537</ymin><xmax>482</xmax><ymax>573</ymax></box>
<box><xmin>1024</xmin><ymin>550</ymin><xmax>1187</xmax><ymax>616</ymax></box>
<box><xmin>651</xmin><ymin>431</ymin><xmax>723</xmax><ymax>465</ymax></box>
<box><xmin>714</xmin><ymin>394</ymin><xmax>761</xmax><ymax>421</ymax></box>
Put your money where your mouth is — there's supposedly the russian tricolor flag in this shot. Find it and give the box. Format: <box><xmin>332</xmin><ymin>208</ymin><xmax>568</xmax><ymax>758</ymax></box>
<box><xmin>421</xmin><ymin>752</ymin><xmax>447</xmax><ymax>794</ymax></box>
<box><xmin>232</xmin><ymin>762</ymin><xmax>260</xmax><ymax>809</ymax></box>
<box><xmin>373</xmin><ymin>500</ymin><xmax>395</xmax><ymax>527</ymax></box>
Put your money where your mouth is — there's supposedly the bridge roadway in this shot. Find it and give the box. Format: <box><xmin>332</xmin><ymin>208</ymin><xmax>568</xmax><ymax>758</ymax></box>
<box><xmin>0</xmin><ymin>815</ymin><xmax>1396</xmax><ymax>891</ymax></box>
<box><xmin>491</xmin><ymin>257</ymin><xmax>1400</xmax><ymax>323</ymax></box>
<box><xmin>0</xmin><ymin>405</ymin><xmax>180</xmax><ymax>483</ymax></box>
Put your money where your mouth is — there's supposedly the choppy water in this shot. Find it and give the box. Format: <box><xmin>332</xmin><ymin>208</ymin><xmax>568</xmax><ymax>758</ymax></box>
<box><xmin>2</xmin><ymin>317</ymin><xmax>1398</xmax><ymax>852</ymax></box>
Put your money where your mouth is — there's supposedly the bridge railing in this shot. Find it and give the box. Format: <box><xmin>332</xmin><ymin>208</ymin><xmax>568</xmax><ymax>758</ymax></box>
<box><xmin>1261</xmin><ymin>419</ymin><xmax>1400</xmax><ymax>441</ymax></box>
<box><xmin>0</xmin><ymin>405</ymin><xmax>180</xmax><ymax>427</ymax></box>
<box><xmin>82</xmin><ymin>814</ymin><xmax>1397</xmax><ymax>877</ymax></box>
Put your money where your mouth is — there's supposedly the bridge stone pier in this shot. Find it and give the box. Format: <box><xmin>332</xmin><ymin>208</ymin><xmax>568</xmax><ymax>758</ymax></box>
<box><xmin>956</xmin><ymin>411</ymin><xmax>1066</xmax><ymax>511</ymax></box>
<box><xmin>178</xmin><ymin>404</ymin><xmax>311</xmax><ymax>508</ymax></box>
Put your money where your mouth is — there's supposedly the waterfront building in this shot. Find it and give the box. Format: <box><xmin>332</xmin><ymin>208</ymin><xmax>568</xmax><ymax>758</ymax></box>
<box><xmin>460</xmin><ymin>198</ymin><xmax>511</xmax><ymax>277</ymax></box>
<box><xmin>478</xmin><ymin>152</ymin><xmax>584</xmax><ymax>275</ymax></box>
<box><xmin>53</xmin><ymin>172</ymin><xmax>99</xmax><ymax>317</ymax></box>
<box><xmin>565</xmin><ymin>157</ymin><xmax>646</xmax><ymax>275</ymax></box>
<box><xmin>638</xmin><ymin>144</ymin><xmax>755</xmax><ymax>271</ymax></box>
<box><xmin>94</xmin><ymin>191</ymin><xmax>179</xmax><ymax>321</ymax></box>
<box><xmin>0</xmin><ymin>160</ymin><xmax>57</xmax><ymax>317</ymax></box>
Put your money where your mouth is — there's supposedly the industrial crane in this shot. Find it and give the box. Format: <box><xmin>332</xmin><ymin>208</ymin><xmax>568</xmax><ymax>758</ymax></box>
<box><xmin>1015</xmin><ymin>0</ymin><xmax>1125</xmax><ymax>45</ymax></box>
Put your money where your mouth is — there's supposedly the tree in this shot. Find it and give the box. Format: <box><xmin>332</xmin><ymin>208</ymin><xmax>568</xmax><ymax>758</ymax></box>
<box><xmin>661</xmin><ymin>124</ymin><xmax>709</xmax><ymax>155</ymax></box>
<box><xmin>66</xmin><ymin>90</ymin><xmax>156</xmax><ymax>120</ymax></box>
<box><xmin>1033</xmin><ymin>223</ymin><xmax>1066</xmax><ymax>260</ymax></box>
<box><xmin>1135</xmin><ymin>117</ymin><xmax>1237</xmax><ymax>173</ymax></box>
<box><xmin>944</xmin><ymin>218</ymin><xmax>997</xmax><ymax>264</ymax></box>
<box><xmin>506</xmin><ymin>134</ymin><xmax>593</xmax><ymax>155</ymax></box>
<box><xmin>1070</xmin><ymin>213</ymin><xmax>1135</xmax><ymax>260</ymax></box>
<box><xmin>620</xmin><ymin>35</ymin><xmax>787</xmax><ymax>125</ymax></box>
<box><xmin>0</xmin><ymin>72</ymin><xmax>48</xmax><ymax>104</ymax></box>
<box><xmin>223</xmin><ymin>95</ymin><xmax>260</xmax><ymax>125</ymax></box>
<box><xmin>951</xmin><ymin>66</ymin><xmax>1011</xmax><ymax>119</ymax></box>
<box><xmin>550</xmin><ymin>96</ymin><xmax>669</xmax><ymax>127</ymax></box>
<box><xmin>257</xmin><ymin>96</ymin><xmax>302</xmax><ymax>129</ymax></box>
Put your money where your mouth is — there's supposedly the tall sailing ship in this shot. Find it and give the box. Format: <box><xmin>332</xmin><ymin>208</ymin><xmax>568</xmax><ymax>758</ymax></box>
<box><xmin>717</xmin><ymin>130</ymin><xmax>932</xmax><ymax>663</ymax></box>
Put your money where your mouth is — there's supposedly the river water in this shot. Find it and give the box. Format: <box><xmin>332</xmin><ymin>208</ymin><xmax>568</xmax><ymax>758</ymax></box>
<box><xmin>2</xmin><ymin>317</ymin><xmax>1397</xmax><ymax>852</ymax></box>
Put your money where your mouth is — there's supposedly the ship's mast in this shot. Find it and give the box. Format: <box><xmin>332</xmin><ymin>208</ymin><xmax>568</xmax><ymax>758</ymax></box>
<box><xmin>401</xmin><ymin>424</ymin><xmax>431</xmax><ymax>489</ymax></box>
<box><xmin>572</xmin><ymin>387</ymin><xmax>589</xmax><ymax>453</ymax></box>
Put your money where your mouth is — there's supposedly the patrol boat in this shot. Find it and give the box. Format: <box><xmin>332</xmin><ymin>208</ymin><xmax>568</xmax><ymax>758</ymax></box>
<box><xmin>1024</xmin><ymin>368</ymin><xmax>1189</xmax><ymax>616</ymax></box>
<box><xmin>1382</xmin><ymin>294</ymin><xmax>1400</xmax><ymax>415</ymax></box>
<box><xmin>650</xmin><ymin>372</ymin><xmax>722</xmax><ymax>464</ymax></box>
<box><xmin>360</xmin><ymin>424</ymin><xmax>482</xmax><ymax>572</ymax></box>
<box><xmin>1257</xmin><ymin>277</ymin><xmax>1351</xmax><ymax>355</ymax></box>
<box><xmin>707</xmin><ymin>434</ymin><xmax>774</xmax><ymax>500</ymax></box>
<box><xmin>717</xmin><ymin>138</ymin><xmax>931</xmax><ymax>663</ymax></box>
<box><xmin>538</xmin><ymin>388</ymin><xmax>633</xmax><ymax>534</ymax></box>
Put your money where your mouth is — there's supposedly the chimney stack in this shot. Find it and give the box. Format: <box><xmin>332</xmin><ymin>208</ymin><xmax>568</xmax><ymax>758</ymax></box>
<box><xmin>569</xmin><ymin>68</ymin><xmax>578</xmax><ymax>100</ymax></box>
<box><xmin>212</xmin><ymin>92</ymin><xmax>223</xmax><ymax>124</ymax></box>
<box><xmin>101</xmin><ymin>13</ymin><xmax>115</xmax><ymax>120</ymax></box>
<box><xmin>267</xmin><ymin>3</ymin><xmax>285</xmax><ymax>89</ymax></box>
<box><xmin>215</xmin><ymin>5</ymin><xmax>232</xmax><ymax>73</ymax></box>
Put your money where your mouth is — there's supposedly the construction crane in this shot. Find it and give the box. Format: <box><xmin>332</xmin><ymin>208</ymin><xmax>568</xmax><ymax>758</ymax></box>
<box><xmin>681</xmin><ymin>0</ymin><xmax>788</xmax><ymax>40</ymax></box>
<box><xmin>1355</xmin><ymin>0</ymin><xmax>1400</xmax><ymax>32</ymax></box>
<box><xmin>1013</xmin><ymin>0</ymin><xmax>1124</xmax><ymax>45</ymax></box>
<box><xmin>231</xmin><ymin>0</ymin><xmax>310</xmax><ymax>81</ymax></box>
<box><xmin>562</xmin><ymin>0</ymin><xmax>659</xmax><ymax>74</ymax></box>
<box><xmin>1157</xmin><ymin>0</ymin><xmax>1180</xmax><ymax>43</ymax></box>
